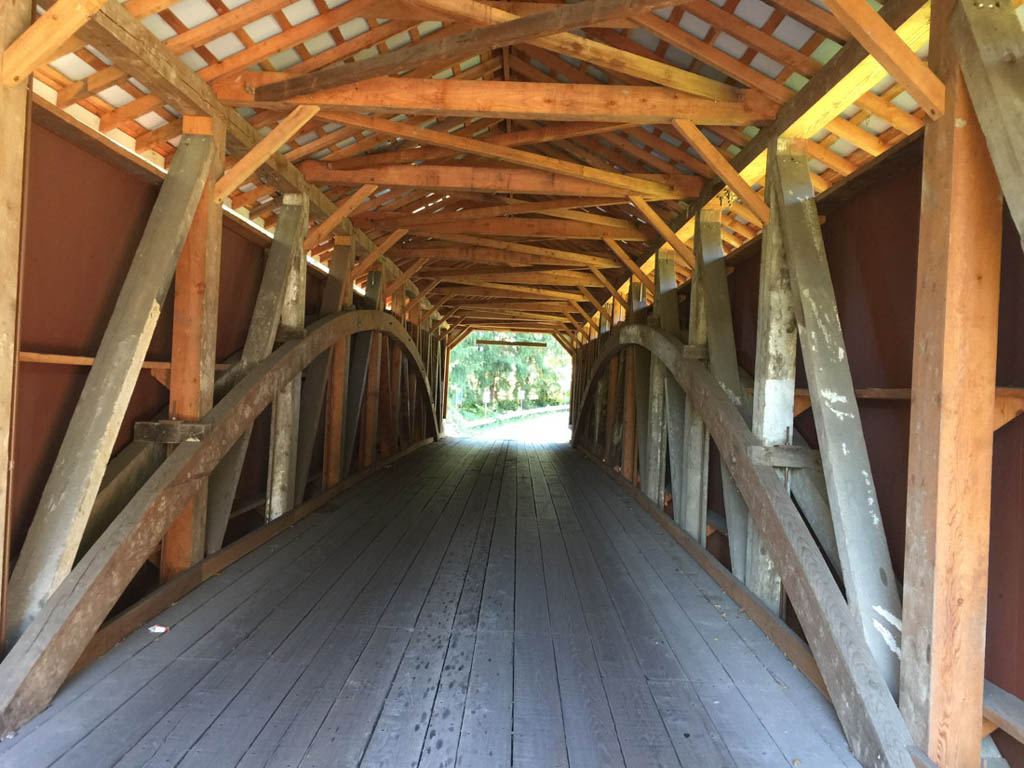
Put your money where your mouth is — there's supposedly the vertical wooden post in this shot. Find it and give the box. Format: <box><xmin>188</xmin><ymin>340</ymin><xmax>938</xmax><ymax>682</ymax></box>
<box><xmin>322</xmin><ymin>240</ymin><xmax>353</xmax><ymax>487</ymax></box>
<box><xmin>900</xmin><ymin>1</ymin><xmax>1003</xmax><ymax>759</ymax></box>
<box><xmin>631</xmin><ymin>280</ymin><xmax>651</xmax><ymax>488</ymax></box>
<box><xmin>695</xmin><ymin>209</ymin><xmax>751</xmax><ymax>580</ymax></box>
<box><xmin>593</xmin><ymin>312</ymin><xmax>610</xmax><ymax>452</ymax></box>
<box><xmin>266</xmin><ymin>221</ymin><xmax>307</xmax><ymax>521</ymax></box>
<box><xmin>681</xmin><ymin>261</ymin><xmax>710</xmax><ymax>546</ymax></box>
<box><xmin>390</xmin><ymin>289</ymin><xmax>406</xmax><ymax>449</ymax></box>
<box><xmin>443</xmin><ymin>346</ymin><xmax>451</xmax><ymax>421</ymax></box>
<box><xmin>621</xmin><ymin>280</ymin><xmax>643</xmax><ymax>483</ymax></box>
<box><xmin>652</xmin><ymin>248</ymin><xmax>688</xmax><ymax>526</ymax></box>
<box><xmin>748</xmin><ymin>168</ymin><xmax>794</xmax><ymax>615</ymax></box>
<box><xmin>377</xmin><ymin>336</ymin><xmax>394</xmax><ymax>457</ymax></box>
<box><xmin>0</xmin><ymin>0</ymin><xmax>31</xmax><ymax>644</ymax></box>
<box><xmin>642</xmin><ymin>255</ymin><xmax>668</xmax><ymax>509</ymax></box>
<box><xmin>603</xmin><ymin>355</ymin><xmax>620</xmax><ymax>463</ymax></box>
<box><xmin>358</xmin><ymin>270</ymin><xmax>384</xmax><ymax>468</ymax></box>
<box><xmin>161</xmin><ymin>116</ymin><xmax>224</xmax><ymax>580</ymax></box>
<box><xmin>206</xmin><ymin>193</ymin><xmax>307</xmax><ymax>553</ymax></box>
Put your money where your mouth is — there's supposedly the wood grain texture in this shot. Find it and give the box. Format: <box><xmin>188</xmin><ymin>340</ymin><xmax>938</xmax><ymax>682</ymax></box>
<box><xmin>899</xmin><ymin>0</ymin><xmax>1003</xmax><ymax>760</ymax></box>
<box><xmin>572</xmin><ymin>323</ymin><xmax>914</xmax><ymax>767</ymax></box>
<box><xmin>0</xmin><ymin>310</ymin><xmax>440</xmax><ymax>734</ymax></box>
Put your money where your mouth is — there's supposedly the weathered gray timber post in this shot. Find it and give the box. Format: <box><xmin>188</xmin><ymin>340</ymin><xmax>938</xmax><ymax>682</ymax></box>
<box><xmin>695</xmin><ymin>209</ymin><xmax>751</xmax><ymax>582</ymax></box>
<box><xmin>5</xmin><ymin>135</ymin><xmax>214</xmax><ymax>643</ymax></box>
<box><xmin>641</xmin><ymin>275</ymin><xmax>668</xmax><ymax>508</ymax></box>
<box><xmin>681</xmin><ymin>258</ymin><xmax>710</xmax><ymax>545</ymax></box>
<box><xmin>297</xmin><ymin>239</ymin><xmax>355</xmax><ymax>499</ymax></box>
<box><xmin>619</xmin><ymin>280</ymin><xmax>644</xmax><ymax>482</ymax></box>
<box><xmin>651</xmin><ymin>248</ymin><xmax>688</xmax><ymax>528</ymax></box>
<box><xmin>342</xmin><ymin>270</ymin><xmax>383</xmax><ymax>473</ymax></box>
<box><xmin>748</xmin><ymin>172</ymin><xmax>795</xmax><ymax>616</ymax></box>
<box><xmin>631</xmin><ymin>280</ymin><xmax>651</xmax><ymax>486</ymax></box>
<box><xmin>266</xmin><ymin>220</ymin><xmax>308</xmax><ymax>521</ymax></box>
<box><xmin>206</xmin><ymin>193</ymin><xmax>308</xmax><ymax>553</ymax></box>
<box><xmin>771</xmin><ymin>142</ymin><xmax>902</xmax><ymax>695</ymax></box>
<box><xmin>593</xmin><ymin>312</ymin><xmax>610</xmax><ymax>451</ymax></box>
<box><xmin>434</xmin><ymin>333</ymin><xmax>444</xmax><ymax>429</ymax></box>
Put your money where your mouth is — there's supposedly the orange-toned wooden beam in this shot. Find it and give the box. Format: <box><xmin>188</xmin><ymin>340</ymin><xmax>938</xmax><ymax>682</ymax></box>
<box><xmin>673</xmin><ymin>119</ymin><xmax>771</xmax><ymax>224</ymax></box>
<box><xmin>217</xmin><ymin>77</ymin><xmax>775</xmax><ymax>126</ymax></box>
<box><xmin>819</xmin><ymin>0</ymin><xmax>944</xmax><ymax>119</ymax></box>
<box><xmin>302</xmin><ymin>183</ymin><xmax>377</xmax><ymax>252</ymax></box>
<box><xmin>352</xmin><ymin>229</ymin><xmax>408</xmax><ymax>280</ymax></box>
<box><xmin>302</xmin><ymin>162</ymin><xmax>701</xmax><ymax>199</ymax></box>
<box><xmin>900</xmin><ymin>1</ymin><xmax>1000</xmax><ymax>762</ymax></box>
<box><xmin>214</xmin><ymin>105</ymin><xmax>320</xmax><ymax>203</ymax></box>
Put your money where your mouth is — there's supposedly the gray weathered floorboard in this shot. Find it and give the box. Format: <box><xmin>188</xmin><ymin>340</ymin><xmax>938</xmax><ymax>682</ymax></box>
<box><xmin>3</xmin><ymin>439</ymin><xmax>858</xmax><ymax>768</ymax></box>
<box><xmin>49</xmin><ymin>445</ymin><xmax>455</xmax><ymax>768</ymax></box>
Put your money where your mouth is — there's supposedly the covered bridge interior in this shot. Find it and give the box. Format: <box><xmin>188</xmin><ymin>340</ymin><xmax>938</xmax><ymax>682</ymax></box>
<box><xmin>0</xmin><ymin>0</ymin><xmax>1023</xmax><ymax>765</ymax></box>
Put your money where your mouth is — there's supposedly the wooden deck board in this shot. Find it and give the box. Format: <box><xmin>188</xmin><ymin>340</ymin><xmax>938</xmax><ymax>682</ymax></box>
<box><xmin>0</xmin><ymin>439</ymin><xmax>857</xmax><ymax>768</ymax></box>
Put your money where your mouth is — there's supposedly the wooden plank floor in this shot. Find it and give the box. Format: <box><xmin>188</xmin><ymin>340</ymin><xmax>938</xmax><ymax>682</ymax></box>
<box><xmin>0</xmin><ymin>439</ymin><xmax>862</xmax><ymax>768</ymax></box>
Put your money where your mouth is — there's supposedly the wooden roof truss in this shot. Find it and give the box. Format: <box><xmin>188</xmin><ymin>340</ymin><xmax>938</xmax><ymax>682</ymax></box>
<box><xmin>4</xmin><ymin>0</ymin><xmax>965</xmax><ymax>340</ymax></box>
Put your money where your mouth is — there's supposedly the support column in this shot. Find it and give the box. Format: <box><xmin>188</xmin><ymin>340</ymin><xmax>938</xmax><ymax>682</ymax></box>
<box><xmin>0</xmin><ymin>0</ymin><xmax>31</xmax><ymax>644</ymax></box>
<box><xmin>206</xmin><ymin>193</ymin><xmax>307</xmax><ymax>553</ymax></box>
<box><xmin>620</xmin><ymin>281</ymin><xmax>642</xmax><ymax>483</ymax></box>
<box><xmin>695</xmin><ymin>209</ymin><xmax>751</xmax><ymax>581</ymax></box>
<box><xmin>161</xmin><ymin>116</ymin><xmax>224</xmax><ymax>580</ymax></box>
<box><xmin>748</xmin><ymin>176</ymin><xmax>794</xmax><ymax>616</ymax></box>
<box><xmin>358</xmin><ymin>270</ymin><xmax>384</xmax><ymax>469</ymax></box>
<box><xmin>593</xmin><ymin>311</ymin><xmax>610</xmax><ymax>453</ymax></box>
<box><xmin>390</xmin><ymin>288</ymin><xmax>407</xmax><ymax>449</ymax></box>
<box><xmin>632</xmin><ymin>280</ymin><xmax>651</xmax><ymax>488</ymax></box>
<box><xmin>681</xmin><ymin>260</ymin><xmax>710</xmax><ymax>545</ymax></box>
<box><xmin>651</xmin><ymin>248</ymin><xmax>687</xmax><ymax>528</ymax></box>
<box><xmin>266</xmin><ymin>222</ymin><xmax>306</xmax><ymax>521</ymax></box>
<box><xmin>900</xmin><ymin>1</ymin><xmax>1003</xmax><ymax>760</ymax></box>
<box><xmin>313</xmin><ymin>238</ymin><xmax>355</xmax><ymax>490</ymax></box>
<box><xmin>603</xmin><ymin>354</ymin><xmax>620</xmax><ymax>464</ymax></box>
<box><xmin>341</xmin><ymin>257</ymin><xmax>379</xmax><ymax>474</ymax></box>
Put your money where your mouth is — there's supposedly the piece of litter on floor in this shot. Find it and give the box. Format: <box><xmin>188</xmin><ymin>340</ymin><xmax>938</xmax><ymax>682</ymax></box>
<box><xmin>148</xmin><ymin>625</ymin><xmax>168</xmax><ymax>634</ymax></box>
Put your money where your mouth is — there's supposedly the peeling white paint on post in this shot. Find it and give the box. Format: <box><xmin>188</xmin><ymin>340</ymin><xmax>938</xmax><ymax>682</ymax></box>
<box><xmin>770</xmin><ymin>142</ymin><xmax>902</xmax><ymax>695</ymax></box>
<box><xmin>642</xmin><ymin>272</ymin><xmax>668</xmax><ymax>508</ymax></box>
<box><xmin>748</xmin><ymin>172</ymin><xmax>796</xmax><ymax>616</ymax></box>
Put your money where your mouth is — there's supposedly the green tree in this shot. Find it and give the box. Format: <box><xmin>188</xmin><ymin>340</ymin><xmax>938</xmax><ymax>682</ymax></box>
<box><xmin>448</xmin><ymin>332</ymin><xmax>571</xmax><ymax>419</ymax></box>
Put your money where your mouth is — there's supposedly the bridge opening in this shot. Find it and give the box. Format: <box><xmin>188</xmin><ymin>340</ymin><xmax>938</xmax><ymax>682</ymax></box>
<box><xmin>444</xmin><ymin>331</ymin><xmax>572</xmax><ymax>443</ymax></box>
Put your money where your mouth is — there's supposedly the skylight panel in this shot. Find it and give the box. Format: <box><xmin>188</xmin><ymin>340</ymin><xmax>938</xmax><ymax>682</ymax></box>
<box><xmin>735</xmin><ymin>0</ymin><xmax>774</xmax><ymax>29</ymax></box>
<box><xmin>712</xmin><ymin>31</ymin><xmax>748</xmax><ymax>59</ymax></box>
<box><xmin>169</xmin><ymin>0</ymin><xmax>217</xmax><ymax>26</ymax></box>
<box><xmin>140</xmin><ymin>14</ymin><xmax>176</xmax><ymax>41</ymax></box>
<box><xmin>243</xmin><ymin>16</ymin><xmax>283</xmax><ymax>43</ymax></box>
<box><xmin>283</xmin><ymin>0</ymin><xmax>319</xmax><ymax>26</ymax></box>
<box><xmin>205</xmin><ymin>33</ymin><xmax>246</xmax><ymax>60</ymax></box>
<box><xmin>773</xmin><ymin>16</ymin><xmax>815</xmax><ymax>49</ymax></box>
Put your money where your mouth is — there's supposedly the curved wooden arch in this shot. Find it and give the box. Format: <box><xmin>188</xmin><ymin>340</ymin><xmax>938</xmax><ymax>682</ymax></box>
<box><xmin>0</xmin><ymin>310</ymin><xmax>439</xmax><ymax>732</ymax></box>
<box><xmin>572</xmin><ymin>323</ymin><xmax>914</xmax><ymax>768</ymax></box>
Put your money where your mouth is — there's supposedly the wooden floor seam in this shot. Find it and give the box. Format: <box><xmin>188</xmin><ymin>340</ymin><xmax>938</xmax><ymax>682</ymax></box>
<box><xmin>0</xmin><ymin>439</ymin><xmax>860</xmax><ymax>768</ymax></box>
